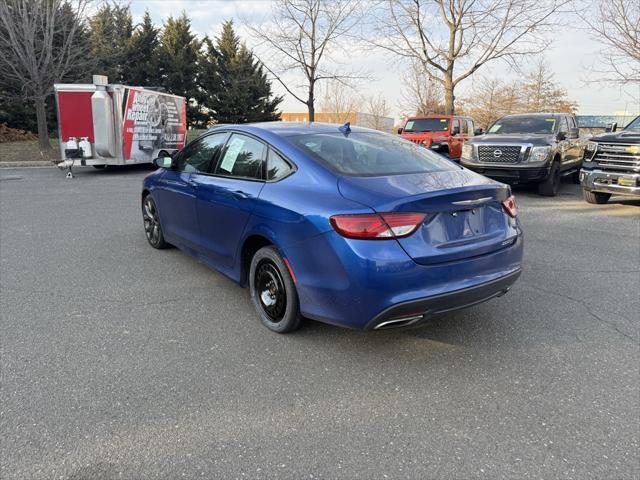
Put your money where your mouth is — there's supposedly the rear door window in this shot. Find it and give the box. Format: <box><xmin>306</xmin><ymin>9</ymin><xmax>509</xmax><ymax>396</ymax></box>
<box><xmin>214</xmin><ymin>133</ymin><xmax>266</xmax><ymax>180</ymax></box>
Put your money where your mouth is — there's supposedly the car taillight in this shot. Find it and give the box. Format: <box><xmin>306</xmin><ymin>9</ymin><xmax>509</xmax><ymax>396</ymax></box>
<box><xmin>502</xmin><ymin>195</ymin><xmax>517</xmax><ymax>218</ymax></box>
<box><xmin>330</xmin><ymin>212</ymin><xmax>426</xmax><ymax>239</ymax></box>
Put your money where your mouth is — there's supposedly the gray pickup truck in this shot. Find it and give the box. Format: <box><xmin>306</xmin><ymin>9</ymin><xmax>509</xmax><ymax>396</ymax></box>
<box><xmin>580</xmin><ymin>115</ymin><xmax>640</xmax><ymax>204</ymax></box>
<box><xmin>460</xmin><ymin>113</ymin><xmax>584</xmax><ymax>196</ymax></box>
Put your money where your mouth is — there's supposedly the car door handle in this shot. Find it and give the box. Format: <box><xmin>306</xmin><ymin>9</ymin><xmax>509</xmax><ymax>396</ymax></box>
<box><xmin>232</xmin><ymin>190</ymin><xmax>249</xmax><ymax>199</ymax></box>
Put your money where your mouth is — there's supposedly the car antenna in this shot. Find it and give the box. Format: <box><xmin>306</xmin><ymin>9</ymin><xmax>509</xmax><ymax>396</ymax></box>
<box><xmin>338</xmin><ymin>122</ymin><xmax>351</xmax><ymax>136</ymax></box>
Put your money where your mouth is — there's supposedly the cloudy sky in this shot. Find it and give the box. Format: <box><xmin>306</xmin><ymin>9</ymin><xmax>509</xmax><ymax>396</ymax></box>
<box><xmin>127</xmin><ymin>0</ymin><xmax>640</xmax><ymax>119</ymax></box>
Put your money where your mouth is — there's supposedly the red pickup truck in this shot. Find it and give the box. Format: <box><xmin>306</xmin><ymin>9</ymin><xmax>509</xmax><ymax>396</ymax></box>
<box><xmin>398</xmin><ymin>115</ymin><xmax>480</xmax><ymax>160</ymax></box>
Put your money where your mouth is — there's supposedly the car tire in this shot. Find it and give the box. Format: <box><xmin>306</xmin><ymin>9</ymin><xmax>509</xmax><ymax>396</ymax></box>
<box><xmin>249</xmin><ymin>246</ymin><xmax>302</xmax><ymax>333</ymax></box>
<box><xmin>538</xmin><ymin>160</ymin><xmax>561</xmax><ymax>196</ymax></box>
<box><xmin>142</xmin><ymin>194</ymin><xmax>169</xmax><ymax>249</ymax></box>
<box><xmin>583</xmin><ymin>189</ymin><xmax>611</xmax><ymax>204</ymax></box>
<box><xmin>92</xmin><ymin>165</ymin><xmax>107</xmax><ymax>170</ymax></box>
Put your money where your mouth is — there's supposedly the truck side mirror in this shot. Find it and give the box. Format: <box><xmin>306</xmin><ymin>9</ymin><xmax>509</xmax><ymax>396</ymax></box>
<box><xmin>397</xmin><ymin>127</ymin><xmax>403</xmax><ymax>134</ymax></box>
<box><xmin>474</xmin><ymin>128</ymin><xmax>483</xmax><ymax>136</ymax></box>
<box><xmin>557</xmin><ymin>131</ymin><xmax>566</xmax><ymax>141</ymax></box>
<box><xmin>451</xmin><ymin>126</ymin><xmax>460</xmax><ymax>136</ymax></box>
<box><xmin>153</xmin><ymin>156</ymin><xmax>174</xmax><ymax>169</ymax></box>
<box><xmin>605</xmin><ymin>122</ymin><xmax>617</xmax><ymax>133</ymax></box>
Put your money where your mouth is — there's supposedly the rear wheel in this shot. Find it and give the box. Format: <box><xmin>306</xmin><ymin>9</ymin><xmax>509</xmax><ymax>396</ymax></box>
<box><xmin>249</xmin><ymin>246</ymin><xmax>302</xmax><ymax>333</ymax></box>
<box><xmin>538</xmin><ymin>160</ymin><xmax>561</xmax><ymax>196</ymax></box>
<box><xmin>583</xmin><ymin>189</ymin><xmax>611</xmax><ymax>204</ymax></box>
<box><xmin>142</xmin><ymin>195</ymin><xmax>169</xmax><ymax>249</ymax></box>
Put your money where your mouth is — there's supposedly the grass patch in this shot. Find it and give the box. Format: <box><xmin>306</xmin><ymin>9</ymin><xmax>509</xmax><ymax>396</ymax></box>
<box><xmin>0</xmin><ymin>139</ymin><xmax>61</xmax><ymax>163</ymax></box>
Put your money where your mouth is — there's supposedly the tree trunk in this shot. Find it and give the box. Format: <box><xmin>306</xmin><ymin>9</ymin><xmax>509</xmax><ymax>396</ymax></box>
<box><xmin>34</xmin><ymin>98</ymin><xmax>51</xmax><ymax>151</ymax></box>
<box><xmin>444</xmin><ymin>73</ymin><xmax>455</xmax><ymax>115</ymax></box>
<box><xmin>307</xmin><ymin>81</ymin><xmax>315</xmax><ymax>122</ymax></box>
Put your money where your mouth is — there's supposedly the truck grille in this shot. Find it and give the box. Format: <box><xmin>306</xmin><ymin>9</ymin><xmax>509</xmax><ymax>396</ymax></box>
<box><xmin>593</xmin><ymin>143</ymin><xmax>640</xmax><ymax>172</ymax></box>
<box><xmin>477</xmin><ymin>145</ymin><xmax>522</xmax><ymax>163</ymax></box>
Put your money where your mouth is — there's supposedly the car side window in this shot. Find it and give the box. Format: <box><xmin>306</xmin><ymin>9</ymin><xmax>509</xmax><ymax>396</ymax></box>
<box><xmin>176</xmin><ymin>133</ymin><xmax>227</xmax><ymax>173</ymax></box>
<box><xmin>215</xmin><ymin>133</ymin><xmax>266</xmax><ymax>180</ymax></box>
<box><xmin>267</xmin><ymin>149</ymin><xmax>294</xmax><ymax>181</ymax></box>
<box><xmin>558</xmin><ymin>117</ymin><xmax>569</xmax><ymax>134</ymax></box>
<box><xmin>467</xmin><ymin>120</ymin><xmax>474</xmax><ymax>135</ymax></box>
<box><xmin>460</xmin><ymin>119</ymin><xmax>469</xmax><ymax>134</ymax></box>
<box><xmin>452</xmin><ymin>119</ymin><xmax>460</xmax><ymax>134</ymax></box>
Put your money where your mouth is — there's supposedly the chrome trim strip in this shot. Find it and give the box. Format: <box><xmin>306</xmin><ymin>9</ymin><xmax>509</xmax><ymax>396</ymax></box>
<box><xmin>452</xmin><ymin>197</ymin><xmax>492</xmax><ymax>206</ymax></box>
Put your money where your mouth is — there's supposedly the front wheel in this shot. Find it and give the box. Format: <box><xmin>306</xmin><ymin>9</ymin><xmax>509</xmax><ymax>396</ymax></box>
<box><xmin>538</xmin><ymin>160</ymin><xmax>561</xmax><ymax>196</ymax></box>
<box><xmin>583</xmin><ymin>189</ymin><xmax>611</xmax><ymax>204</ymax></box>
<box><xmin>249</xmin><ymin>246</ymin><xmax>302</xmax><ymax>333</ymax></box>
<box><xmin>142</xmin><ymin>195</ymin><xmax>169</xmax><ymax>249</ymax></box>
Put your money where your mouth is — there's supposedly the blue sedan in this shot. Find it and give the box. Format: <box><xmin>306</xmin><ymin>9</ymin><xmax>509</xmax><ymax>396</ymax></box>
<box><xmin>141</xmin><ymin>122</ymin><xmax>523</xmax><ymax>333</ymax></box>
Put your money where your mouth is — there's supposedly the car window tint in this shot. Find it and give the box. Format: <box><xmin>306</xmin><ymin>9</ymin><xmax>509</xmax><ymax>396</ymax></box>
<box><xmin>215</xmin><ymin>133</ymin><xmax>266</xmax><ymax>180</ymax></box>
<box><xmin>460</xmin><ymin>120</ymin><xmax>469</xmax><ymax>134</ymax></box>
<box><xmin>176</xmin><ymin>133</ymin><xmax>226</xmax><ymax>173</ymax></box>
<box><xmin>289</xmin><ymin>132</ymin><xmax>457</xmax><ymax>176</ymax></box>
<box><xmin>267</xmin><ymin>149</ymin><xmax>293</xmax><ymax>181</ymax></box>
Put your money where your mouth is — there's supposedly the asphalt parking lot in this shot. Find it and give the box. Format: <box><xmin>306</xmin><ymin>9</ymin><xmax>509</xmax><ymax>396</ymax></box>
<box><xmin>1</xmin><ymin>166</ymin><xmax>639</xmax><ymax>479</ymax></box>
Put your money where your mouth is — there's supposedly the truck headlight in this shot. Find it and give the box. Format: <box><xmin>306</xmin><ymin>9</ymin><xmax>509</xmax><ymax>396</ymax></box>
<box><xmin>529</xmin><ymin>146</ymin><xmax>552</xmax><ymax>162</ymax></box>
<box><xmin>461</xmin><ymin>143</ymin><xmax>474</xmax><ymax>161</ymax></box>
<box><xmin>584</xmin><ymin>141</ymin><xmax>597</xmax><ymax>161</ymax></box>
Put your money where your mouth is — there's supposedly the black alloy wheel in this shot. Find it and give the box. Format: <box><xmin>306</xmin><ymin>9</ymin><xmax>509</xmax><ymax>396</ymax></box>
<box><xmin>249</xmin><ymin>246</ymin><xmax>302</xmax><ymax>333</ymax></box>
<box><xmin>142</xmin><ymin>195</ymin><xmax>168</xmax><ymax>249</ymax></box>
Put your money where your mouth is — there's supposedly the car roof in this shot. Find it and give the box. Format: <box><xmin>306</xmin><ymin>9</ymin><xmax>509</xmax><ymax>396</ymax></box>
<box><xmin>206</xmin><ymin>122</ymin><xmax>377</xmax><ymax>137</ymax></box>
<box><xmin>501</xmin><ymin>112</ymin><xmax>570</xmax><ymax>118</ymax></box>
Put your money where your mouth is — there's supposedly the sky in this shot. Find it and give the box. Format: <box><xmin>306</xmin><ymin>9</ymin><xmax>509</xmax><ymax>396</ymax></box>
<box><xmin>126</xmin><ymin>0</ymin><xmax>640</xmax><ymax>120</ymax></box>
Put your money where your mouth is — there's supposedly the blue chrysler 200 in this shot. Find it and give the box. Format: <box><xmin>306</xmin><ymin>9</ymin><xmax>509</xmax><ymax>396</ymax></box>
<box><xmin>142</xmin><ymin>122</ymin><xmax>523</xmax><ymax>333</ymax></box>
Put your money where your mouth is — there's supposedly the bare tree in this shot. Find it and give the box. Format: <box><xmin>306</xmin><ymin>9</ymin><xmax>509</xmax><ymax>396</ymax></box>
<box><xmin>0</xmin><ymin>0</ymin><xmax>91</xmax><ymax>151</ymax></box>
<box><xmin>399</xmin><ymin>61</ymin><xmax>445</xmax><ymax>115</ymax></box>
<box><xmin>246</xmin><ymin>0</ymin><xmax>363</xmax><ymax>121</ymax></box>
<box><xmin>577</xmin><ymin>0</ymin><xmax>640</xmax><ymax>86</ymax></box>
<box><xmin>372</xmin><ymin>0</ymin><xmax>569</xmax><ymax>115</ymax></box>
<box><xmin>521</xmin><ymin>60</ymin><xmax>577</xmax><ymax>113</ymax></box>
<box><xmin>319</xmin><ymin>81</ymin><xmax>362</xmax><ymax>123</ymax></box>
<box><xmin>361</xmin><ymin>93</ymin><xmax>391</xmax><ymax>131</ymax></box>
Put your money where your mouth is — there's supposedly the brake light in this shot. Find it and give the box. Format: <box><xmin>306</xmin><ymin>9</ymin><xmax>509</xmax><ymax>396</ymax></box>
<box><xmin>502</xmin><ymin>195</ymin><xmax>517</xmax><ymax>218</ymax></box>
<box><xmin>330</xmin><ymin>213</ymin><xmax>426</xmax><ymax>239</ymax></box>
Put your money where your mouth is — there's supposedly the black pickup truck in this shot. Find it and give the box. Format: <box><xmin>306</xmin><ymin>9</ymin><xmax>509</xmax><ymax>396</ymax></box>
<box><xmin>580</xmin><ymin>116</ymin><xmax>640</xmax><ymax>204</ymax></box>
<box><xmin>460</xmin><ymin>113</ymin><xmax>584</xmax><ymax>196</ymax></box>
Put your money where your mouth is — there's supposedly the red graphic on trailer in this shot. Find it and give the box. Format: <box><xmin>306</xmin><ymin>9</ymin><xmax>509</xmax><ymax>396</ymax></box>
<box><xmin>122</xmin><ymin>88</ymin><xmax>187</xmax><ymax>161</ymax></box>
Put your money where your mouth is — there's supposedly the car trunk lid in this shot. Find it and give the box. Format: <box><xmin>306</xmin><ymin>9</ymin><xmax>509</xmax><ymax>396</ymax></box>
<box><xmin>338</xmin><ymin>170</ymin><xmax>518</xmax><ymax>265</ymax></box>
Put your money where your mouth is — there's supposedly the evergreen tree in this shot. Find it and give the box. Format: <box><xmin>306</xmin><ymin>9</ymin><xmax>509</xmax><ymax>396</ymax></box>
<box><xmin>200</xmin><ymin>20</ymin><xmax>282</xmax><ymax>124</ymax></box>
<box><xmin>88</xmin><ymin>3</ymin><xmax>133</xmax><ymax>83</ymax></box>
<box><xmin>156</xmin><ymin>13</ymin><xmax>202</xmax><ymax>126</ymax></box>
<box><xmin>121</xmin><ymin>11</ymin><xmax>160</xmax><ymax>87</ymax></box>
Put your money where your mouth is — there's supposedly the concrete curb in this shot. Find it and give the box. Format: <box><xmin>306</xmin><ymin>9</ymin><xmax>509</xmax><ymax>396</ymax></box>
<box><xmin>0</xmin><ymin>161</ymin><xmax>56</xmax><ymax>168</ymax></box>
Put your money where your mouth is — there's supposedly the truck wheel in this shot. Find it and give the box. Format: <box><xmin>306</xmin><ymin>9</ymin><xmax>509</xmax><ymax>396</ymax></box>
<box><xmin>538</xmin><ymin>160</ymin><xmax>561</xmax><ymax>196</ymax></box>
<box><xmin>583</xmin><ymin>189</ymin><xmax>611</xmax><ymax>204</ymax></box>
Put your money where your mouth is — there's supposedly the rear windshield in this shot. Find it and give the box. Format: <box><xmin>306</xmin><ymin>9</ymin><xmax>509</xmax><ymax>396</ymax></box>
<box><xmin>288</xmin><ymin>132</ymin><xmax>457</xmax><ymax>176</ymax></box>
<box><xmin>488</xmin><ymin>116</ymin><xmax>556</xmax><ymax>134</ymax></box>
<box><xmin>404</xmin><ymin>118</ymin><xmax>449</xmax><ymax>132</ymax></box>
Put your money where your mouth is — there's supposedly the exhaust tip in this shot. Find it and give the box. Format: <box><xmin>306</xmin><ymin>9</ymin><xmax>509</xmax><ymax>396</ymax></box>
<box><xmin>374</xmin><ymin>314</ymin><xmax>424</xmax><ymax>330</ymax></box>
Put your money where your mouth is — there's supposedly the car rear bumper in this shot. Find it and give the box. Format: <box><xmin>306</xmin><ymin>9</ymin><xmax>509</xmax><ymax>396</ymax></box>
<box><xmin>365</xmin><ymin>268</ymin><xmax>522</xmax><ymax>330</ymax></box>
<box><xmin>285</xmin><ymin>229</ymin><xmax>524</xmax><ymax>330</ymax></box>
<box><xmin>580</xmin><ymin>169</ymin><xmax>640</xmax><ymax>196</ymax></box>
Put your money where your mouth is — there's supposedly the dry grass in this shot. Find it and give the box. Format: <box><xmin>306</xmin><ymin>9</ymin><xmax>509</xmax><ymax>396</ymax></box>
<box><xmin>0</xmin><ymin>139</ymin><xmax>61</xmax><ymax>163</ymax></box>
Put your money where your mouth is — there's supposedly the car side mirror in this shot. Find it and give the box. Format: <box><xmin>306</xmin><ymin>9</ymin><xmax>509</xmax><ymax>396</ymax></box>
<box><xmin>474</xmin><ymin>128</ymin><xmax>483</xmax><ymax>136</ymax></box>
<box><xmin>397</xmin><ymin>127</ymin><xmax>403</xmax><ymax>134</ymax></box>
<box><xmin>557</xmin><ymin>131</ymin><xmax>566</xmax><ymax>141</ymax></box>
<box><xmin>568</xmin><ymin>127</ymin><xmax>579</xmax><ymax>139</ymax></box>
<box><xmin>451</xmin><ymin>126</ymin><xmax>460</xmax><ymax>136</ymax></box>
<box><xmin>605</xmin><ymin>122</ymin><xmax>617</xmax><ymax>133</ymax></box>
<box><xmin>153</xmin><ymin>156</ymin><xmax>174</xmax><ymax>169</ymax></box>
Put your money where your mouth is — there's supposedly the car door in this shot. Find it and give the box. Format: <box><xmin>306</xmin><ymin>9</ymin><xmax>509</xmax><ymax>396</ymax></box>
<box><xmin>193</xmin><ymin>133</ymin><xmax>267</xmax><ymax>267</ymax></box>
<box><xmin>153</xmin><ymin>136</ymin><xmax>218</xmax><ymax>248</ymax></box>
<box><xmin>556</xmin><ymin>116</ymin><xmax>574</xmax><ymax>170</ymax></box>
<box><xmin>448</xmin><ymin>118</ymin><xmax>463</xmax><ymax>158</ymax></box>
<box><xmin>565</xmin><ymin>116</ymin><xmax>582</xmax><ymax>168</ymax></box>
